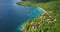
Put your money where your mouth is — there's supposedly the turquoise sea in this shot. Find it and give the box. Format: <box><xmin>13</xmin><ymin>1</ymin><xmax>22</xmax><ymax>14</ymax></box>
<box><xmin>0</xmin><ymin>0</ymin><xmax>43</xmax><ymax>32</ymax></box>
<box><xmin>17</xmin><ymin>7</ymin><xmax>44</xmax><ymax>32</ymax></box>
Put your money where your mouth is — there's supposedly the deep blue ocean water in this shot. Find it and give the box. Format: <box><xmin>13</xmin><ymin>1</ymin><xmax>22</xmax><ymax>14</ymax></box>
<box><xmin>0</xmin><ymin>0</ymin><xmax>43</xmax><ymax>32</ymax></box>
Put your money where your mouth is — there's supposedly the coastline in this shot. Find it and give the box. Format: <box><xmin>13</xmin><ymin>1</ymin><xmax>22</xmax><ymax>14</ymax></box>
<box><xmin>16</xmin><ymin>0</ymin><xmax>60</xmax><ymax>32</ymax></box>
<box><xmin>17</xmin><ymin>7</ymin><xmax>57</xmax><ymax>32</ymax></box>
<box><xmin>19</xmin><ymin>7</ymin><xmax>47</xmax><ymax>31</ymax></box>
<box><xmin>38</xmin><ymin>7</ymin><xmax>48</xmax><ymax>14</ymax></box>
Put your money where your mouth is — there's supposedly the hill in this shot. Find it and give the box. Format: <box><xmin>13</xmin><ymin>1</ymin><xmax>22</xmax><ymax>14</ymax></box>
<box><xmin>16</xmin><ymin>0</ymin><xmax>60</xmax><ymax>32</ymax></box>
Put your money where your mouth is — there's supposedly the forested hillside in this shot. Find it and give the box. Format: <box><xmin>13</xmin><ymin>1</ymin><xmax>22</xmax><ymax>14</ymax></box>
<box><xmin>16</xmin><ymin>0</ymin><xmax>60</xmax><ymax>32</ymax></box>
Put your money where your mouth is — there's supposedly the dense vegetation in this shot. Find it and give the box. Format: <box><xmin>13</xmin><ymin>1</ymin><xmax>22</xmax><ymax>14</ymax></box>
<box><xmin>16</xmin><ymin>0</ymin><xmax>60</xmax><ymax>32</ymax></box>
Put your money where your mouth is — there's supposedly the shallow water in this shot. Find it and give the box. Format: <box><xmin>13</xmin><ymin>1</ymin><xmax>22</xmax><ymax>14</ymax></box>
<box><xmin>17</xmin><ymin>7</ymin><xmax>44</xmax><ymax>32</ymax></box>
<box><xmin>0</xmin><ymin>0</ymin><xmax>43</xmax><ymax>32</ymax></box>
